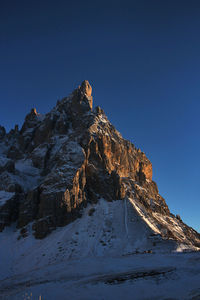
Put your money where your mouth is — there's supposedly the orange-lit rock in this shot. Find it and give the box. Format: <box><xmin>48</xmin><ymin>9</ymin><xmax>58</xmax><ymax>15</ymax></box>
<box><xmin>80</xmin><ymin>80</ymin><xmax>92</xmax><ymax>97</ymax></box>
<box><xmin>0</xmin><ymin>80</ymin><xmax>199</xmax><ymax>248</ymax></box>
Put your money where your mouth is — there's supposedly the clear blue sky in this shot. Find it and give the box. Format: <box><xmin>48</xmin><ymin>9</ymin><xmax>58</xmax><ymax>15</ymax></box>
<box><xmin>0</xmin><ymin>0</ymin><xmax>199</xmax><ymax>232</ymax></box>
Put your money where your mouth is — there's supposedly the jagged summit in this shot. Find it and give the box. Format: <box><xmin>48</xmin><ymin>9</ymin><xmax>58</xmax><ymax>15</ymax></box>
<box><xmin>0</xmin><ymin>81</ymin><xmax>199</xmax><ymax>252</ymax></box>
<box><xmin>54</xmin><ymin>80</ymin><xmax>93</xmax><ymax>117</ymax></box>
<box><xmin>79</xmin><ymin>80</ymin><xmax>92</xmax><ymax>97</ymax></box>
<box><xmin>71</xmin><ymin>80</ymin><xmax>93</xmax><ymax>111</ymax></box>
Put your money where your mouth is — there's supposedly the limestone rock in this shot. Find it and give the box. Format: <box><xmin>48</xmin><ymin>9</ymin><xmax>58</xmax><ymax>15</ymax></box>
<box><xmin>72</xmin><ymin>80</ymin><xmax>93</xmax><ymax>111</ymax></box>
<box><xmin>0</xmin><ymin>80</ymin><xmax>199</xmax><ymax>249</ymax></box>
<box><xmin>80</xmin><ymin>80</ymin><xmax>92</xmax><ymax>97</ymax></box>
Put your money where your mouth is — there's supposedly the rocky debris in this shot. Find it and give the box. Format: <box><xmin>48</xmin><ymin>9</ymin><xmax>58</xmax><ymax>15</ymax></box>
<box><xmin>0</xmin><ymin>80</ymin><xmax>199</xmax><ymax>248</ymax></box>
<box><xmin>17</xmin><ymin>227</ymin><xmax>28</xmax><ymax>239</ymax></box>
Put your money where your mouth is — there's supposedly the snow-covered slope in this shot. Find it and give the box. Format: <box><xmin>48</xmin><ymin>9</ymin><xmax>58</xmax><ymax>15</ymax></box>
<box><xmin>0</xmin><ymin>199</ymin><xmax>172</xmax><ymax>280</ymax></box>
<box><xmin>0</xmin><ymin>198</ymin><xmax>200</xmax><ymax>299</ymax></box>
<box><xmin>1</xmin><ymin>253</ymin><xmax>200</xmax><ymax>300</ymax></box>
<box><xmin>0</xmin><ymin>196</ymin><xmax>198</xmax><ymax>283</ymax></box>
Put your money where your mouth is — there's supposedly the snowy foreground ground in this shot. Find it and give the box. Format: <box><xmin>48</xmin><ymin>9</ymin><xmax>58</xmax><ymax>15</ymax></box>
<box><xmin>0</xmin><ymin>252</ymin><xmax>200</xmax><ymax>300</ymax></box>
<box><xmin>0</xmin><ymin>199</ymin><xmax>199</xmax><ymax>300</ymax></box>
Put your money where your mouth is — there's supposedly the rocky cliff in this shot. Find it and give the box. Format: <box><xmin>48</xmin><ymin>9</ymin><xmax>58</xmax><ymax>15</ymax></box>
<box><xmin>0</xmin><ymin>81</ymin><xmax>199</xmax><ymax>248</ymax></box>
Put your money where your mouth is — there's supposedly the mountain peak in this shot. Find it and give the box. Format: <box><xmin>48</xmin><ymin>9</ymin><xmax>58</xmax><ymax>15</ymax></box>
<box><xmin>72</xmin><ymin>80</ymin><xmax>93</xmax><ymax>110</ymax></box>
<box><xmin>80</xmin><ymin>80</ymin><xmax>92</xmax><ymax>97</ymax></box>
<box><xmin>0</xmin><ymin>81</ymin><xmax>199</xmax><ymax>250</ymax></box>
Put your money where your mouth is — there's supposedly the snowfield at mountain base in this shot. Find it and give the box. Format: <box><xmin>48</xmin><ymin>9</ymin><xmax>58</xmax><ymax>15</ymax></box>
<box><xmin>0</xmin><ymin>199</ymin><xmax>200</xmax><ymax>300</ymax></box>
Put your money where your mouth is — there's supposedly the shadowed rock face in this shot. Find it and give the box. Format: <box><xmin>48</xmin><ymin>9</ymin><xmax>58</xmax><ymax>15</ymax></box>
<box><xmin>0</xmin><ymin>81</ymin><xmax>199</xmax><ymax>247</ymax></box>
<box><xmin>0</xmin><ymin>126</ymin><xmax>6</xmax><ymax>139</ymax></box>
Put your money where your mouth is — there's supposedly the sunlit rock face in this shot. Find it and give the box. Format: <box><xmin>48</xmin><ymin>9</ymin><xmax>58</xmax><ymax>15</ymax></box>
<box><xmin>0</xmin><ymin>81</ymin><xmax>199</xmax><ymax>247</ymax></box>
<box><xmin>80</xmin><ymin>79</ymin><xmax>92</xmax><ymax>97</ymax></box>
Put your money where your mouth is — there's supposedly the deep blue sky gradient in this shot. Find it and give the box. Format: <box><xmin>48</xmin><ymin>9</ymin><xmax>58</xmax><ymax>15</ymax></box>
<box><xmin>0</xmin><ymin>0</ymin><xmax>200</xmax><ymax>231</ymax></box>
